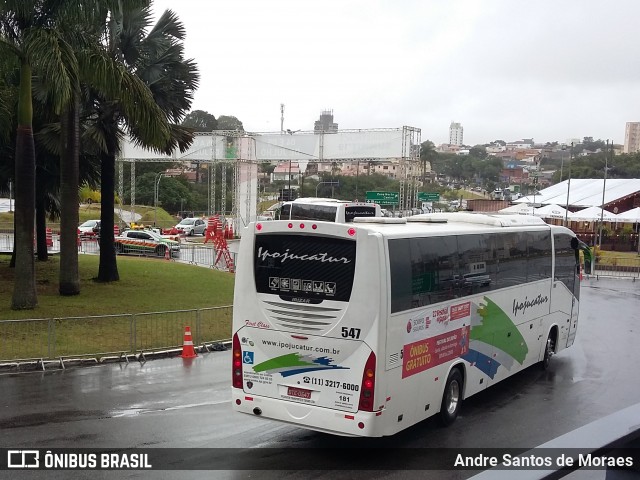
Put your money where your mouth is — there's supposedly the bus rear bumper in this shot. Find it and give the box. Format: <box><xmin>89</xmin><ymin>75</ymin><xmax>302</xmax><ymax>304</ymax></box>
<box><xmin>232</xmin><ymin>389</ymin><xmax>382</xmax><ymax>437</ymax></box>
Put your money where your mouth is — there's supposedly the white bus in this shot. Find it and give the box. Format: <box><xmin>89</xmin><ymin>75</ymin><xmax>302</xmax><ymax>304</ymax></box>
<box><xmin>274</xmin><ymin>197</ymin><xmax>382</xmax><ymax>223</ymax></box>
<box><xmin>231</xmin><ymin>212</ymin><xmax>582</xmax><ymax>437</ymax></box>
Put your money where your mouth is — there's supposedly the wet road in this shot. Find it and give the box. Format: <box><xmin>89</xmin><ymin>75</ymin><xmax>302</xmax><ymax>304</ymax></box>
<box><xmin>1</xmin><ymin>277</ymin><xmax>639</xmax><ymax>479</ymax></box>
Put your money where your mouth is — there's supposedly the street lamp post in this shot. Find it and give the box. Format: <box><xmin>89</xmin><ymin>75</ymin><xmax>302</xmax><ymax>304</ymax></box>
<box><xmin>316</xmin><ymin>181</ymin><xmax>339</xmax><ymax>197</ymax></box>
<box><xmin>564</xmin><ymin>142</ymin><xmax>573</xmax><ymax>227</ymax></box>
<box><xmin>154</xmin><ymin>172</ymin><xmax>165</xmax><ymax>227</ymax></box>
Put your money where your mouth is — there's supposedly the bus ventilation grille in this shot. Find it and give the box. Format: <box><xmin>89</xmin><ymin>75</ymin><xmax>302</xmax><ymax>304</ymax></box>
<box><xmin>262</xmin><ymin>300</ymin><xmax>341</xmax><ymax>332</ymax></box>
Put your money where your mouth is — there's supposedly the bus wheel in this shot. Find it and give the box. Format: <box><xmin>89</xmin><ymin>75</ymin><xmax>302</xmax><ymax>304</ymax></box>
<box><xmin>541</xmin><ymin>335</ymin><xmax>554</xmax><ymax>370</ymax></box>
<box><xmin>439</xmin><ymin>368</ymin><xmax>463</xmax><ymax>426</ymax></box>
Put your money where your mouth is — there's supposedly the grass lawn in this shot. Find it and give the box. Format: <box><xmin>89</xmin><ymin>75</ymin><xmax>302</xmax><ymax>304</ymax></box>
<box><xmin>0</xmin><ymin>255</ymin><xmax>235</xmax><ymax>360</ymax></box>
<box><xmin>596</xmin><ymin>249</ymin><xmax>640</xmax><ymax>265</ymax></box>
<box><xmin>0</xmin><ymin>255</ymin><xmax>234</xmax><ymax>320</ymax></box>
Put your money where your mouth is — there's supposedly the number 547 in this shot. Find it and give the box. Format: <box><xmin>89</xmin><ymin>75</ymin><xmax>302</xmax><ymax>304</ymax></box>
<box><xmin>341</xmin><ymin>327</ymin><xmax>361</xmax><ymax>339</ymax></box>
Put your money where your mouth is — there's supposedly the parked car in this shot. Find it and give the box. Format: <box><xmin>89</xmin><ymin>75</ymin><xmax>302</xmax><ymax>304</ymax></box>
<box><xmin>175</xmin><ymin>217</ymin><xmax>207</xmax><ymax>236</ymax></box>
<box><xmin>114</xmin><ymin>229</ymin><xmax>180</xmax><ymax>257</ymax></box>
<box><xmin>78</xmin><ymin>219</ymin><xmax>101</xmax><ymax>237</ymax></box>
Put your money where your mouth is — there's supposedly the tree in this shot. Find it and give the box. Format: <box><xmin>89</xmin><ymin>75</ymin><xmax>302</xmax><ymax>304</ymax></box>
<box><xmin>182</xmin><ymin>110</ymin><xmax>216</xmax><ymax>184</ymax></box>
<box><xmin>469</xmin><ymin>145</ymin><xmax>487</xmax><ymax>159</ymax></box>
<box><xmin>135</xmin><ymin>172</ymin><xmax>191</xmax><ymax>213</ymax></box>
<box><xmin>90</xmin><ymin>5</ymin><xmax>198</xmax><ymax>282</ymax></box>
<box><xmin>0</xmin><ymin>0</ymin><xmax>80</xmax><ymax>308</ymax></box>
<box><xmin>182</xmin><ymin>110</ymin><xmax>217</xmax><ymax>132</ymax></box>
<box><xmin>217</xmin><ymin>115</ymin><xmax>244</xmax><ymax>131</ymax></box>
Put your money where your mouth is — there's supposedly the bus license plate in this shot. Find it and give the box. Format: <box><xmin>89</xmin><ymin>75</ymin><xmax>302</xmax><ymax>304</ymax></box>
<box><xmin>287</xmin><ymin>386</ymin><xmax>312</xmax><ymax>399</ymax></box>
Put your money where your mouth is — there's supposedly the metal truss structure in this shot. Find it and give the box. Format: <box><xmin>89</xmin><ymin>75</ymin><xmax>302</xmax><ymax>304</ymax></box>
<box><xmin>117</xmin><ymin>126</ymin><xmax>421</xmax><ymax>230</ymax></box>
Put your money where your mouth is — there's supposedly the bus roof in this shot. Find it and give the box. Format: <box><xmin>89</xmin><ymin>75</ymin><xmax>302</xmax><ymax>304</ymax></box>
<box><xmin>350</xmin><ymin>212</ymin><xmax>572</xmax><ymax>236</ymax></box>
<box><xmin>354</xmin><ymin>212</ymin><xmax>547</xmax><ymax>227</ymax></box>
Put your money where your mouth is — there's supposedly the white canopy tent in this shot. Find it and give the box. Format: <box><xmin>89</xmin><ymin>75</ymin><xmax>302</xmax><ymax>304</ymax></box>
<box><xmin>569</xmin><ymin>206</ymin><xmax>618</xmax><ymax>222</ymax></box>
<box><xmin>615</xmin><ymin>207</ymin><xmax>640</xmax><ymax>223</ymax></box>
<box><xmin>534</xmin><ymin>204</ymin><xmax>569</xmax><ymax>219</ymax></box>
<box><xmin>0</xmin><ymin>198</ymin><xmax>12</xmax><ymax>213</ymax></box>
<box><xmin>497</xmin><ymin>204</ymin><xmax>535</xmax><ymax>215</ymax></box>
<box><xmin>514</xmin><ymin>179</ymin><xmax>640</xmax><ymax>209</ymax></box>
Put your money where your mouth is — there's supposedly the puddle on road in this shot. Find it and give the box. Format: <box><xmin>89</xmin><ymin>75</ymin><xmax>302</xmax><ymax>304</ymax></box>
<box><xmin>109</xmin><ymin>397</ymin><xmax>228</xmax><ymax>418</ymax></box>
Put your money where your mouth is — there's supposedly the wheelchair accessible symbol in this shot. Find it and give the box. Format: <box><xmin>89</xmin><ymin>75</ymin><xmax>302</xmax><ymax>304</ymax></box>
<box><xmin>243</xmin><ymin>351</ymin><xmax>254</xmax><ymax>364</ymax></box>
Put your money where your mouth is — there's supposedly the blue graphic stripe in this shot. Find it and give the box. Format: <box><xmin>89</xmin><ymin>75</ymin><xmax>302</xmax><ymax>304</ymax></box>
<box><xmin>461</xmin><ymin>349</ymin><xmax>501</xmax><ymax>379</ymax></box>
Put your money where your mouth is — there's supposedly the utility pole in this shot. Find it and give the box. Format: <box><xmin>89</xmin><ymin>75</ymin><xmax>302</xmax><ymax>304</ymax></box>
<box><xmin>598</xmin><ymin>140</ymin><xmax>610</xmax><ymax>248</ymax></box>
<box><xmin>355</xmin><ymin>160</ymin><xmax>359</xmax><ymax>200</ymax></box>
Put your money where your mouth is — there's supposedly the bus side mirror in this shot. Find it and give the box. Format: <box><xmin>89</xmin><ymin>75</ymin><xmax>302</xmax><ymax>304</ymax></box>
<box><xmin>570</xmin><ymin>237</ymin><xmax>579</xmax><ymax>250</ymax></box>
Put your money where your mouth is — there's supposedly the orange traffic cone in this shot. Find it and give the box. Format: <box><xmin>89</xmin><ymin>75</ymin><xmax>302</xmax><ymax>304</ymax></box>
<box><xmin>181</xmin><ymin>326</ymin><xmax>197</xmax><ymax>358</ymax></box>
<box><xmin>165</xmin><ymin>246</ymin><xmax>170</xmax><ymax>261</ymax></box>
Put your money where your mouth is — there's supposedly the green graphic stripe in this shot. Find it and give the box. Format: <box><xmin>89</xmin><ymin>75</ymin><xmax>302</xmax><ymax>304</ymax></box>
<box><xmin>253</xmin><ymin>353</ymin><xmax>314</xmax><ymax>373</ymax></box>
<box><xmin>472</xmin><ymin>297</ymin><xmax>528</xmax><ymax>364</ymax></box>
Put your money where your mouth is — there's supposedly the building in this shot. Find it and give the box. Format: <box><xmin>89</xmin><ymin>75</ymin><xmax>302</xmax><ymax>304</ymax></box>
<box><xmin>624</xmin><ymin>122</ymin><xmax>640</xmax><ymax>154</ymax></box>
<box><xmin>449</xmin><ymin>122</ymin><xmax>463</xmax><ymax>146</ymax></box>
<box><xmin>270</xmin><ymin>162</ymin><xmax>301</xmax><ymax>183</ymax></box>
<box><xmin>506</xmin><ymin>139</ymin><xmax>535</xmax><ymax>150</ymax></box>
<box><xmin>314</xmin><ymin>110</ymin><xmax>338</xmax><ymax>133</ymax></box>
<box><xmin>163</xmin><ymin>167</ymin><xmax>199</xmax><ymax>182</ymax></box>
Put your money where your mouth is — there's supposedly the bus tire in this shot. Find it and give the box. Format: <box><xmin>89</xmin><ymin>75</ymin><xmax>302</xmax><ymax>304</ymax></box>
<box><xmin>439</xmin><ymin>368</ymin><xmax>463</xmax><ymax>426</ymax></box>
<box><xmin>541</xmin><ymin>334</ymin><xmax>554</xmax><ymax>370</ymax></box>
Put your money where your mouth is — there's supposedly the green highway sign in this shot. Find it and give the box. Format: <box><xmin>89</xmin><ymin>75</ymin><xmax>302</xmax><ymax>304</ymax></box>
<box><xmin>418</xmin><ymin>192</ymin><xmax>440</xmax><ymax>202</ymax></box>
<box><xmin>365</xmin><ymin>191</ymin><xmax>399</xmax><ymax>206</ymax></box>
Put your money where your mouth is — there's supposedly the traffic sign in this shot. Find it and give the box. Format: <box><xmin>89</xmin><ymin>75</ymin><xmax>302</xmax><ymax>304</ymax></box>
<box><xmin>365</xmin><ymin>191</ymin><xmax>399</xmax><ymax>205</ymax></box>
<box><xmin>418</xmin><ymin>192</ymin><xmax>440</xmax><ymax>202</ymax></box>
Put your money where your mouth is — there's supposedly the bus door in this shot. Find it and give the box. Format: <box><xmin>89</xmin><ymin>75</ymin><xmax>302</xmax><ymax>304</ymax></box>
<box><xmin>566</xmin><ymin>238</ymin><xmax>582</xmax><ymax>347</ymax></box>
<box><xmin>554</xmin><ymin>234</ymin><xmax>580</xmax><ymax>348</ymax></box>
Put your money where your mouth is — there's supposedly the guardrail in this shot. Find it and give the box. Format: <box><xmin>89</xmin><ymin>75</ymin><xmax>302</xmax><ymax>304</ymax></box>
<box><xmin>0</xmin><ymin>306</ymin><xmax>232</xmax><ymax>369</ymax></box>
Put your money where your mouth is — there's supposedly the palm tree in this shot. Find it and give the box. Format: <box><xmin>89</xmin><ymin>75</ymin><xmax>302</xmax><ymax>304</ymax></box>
<box><xmin>0</xmin><ymin>1</ymin><xmax>79</xmax><ymax>309</ymax></box>
<box><xmin>90</xmin><ymin>5</ymin><xmax>198</xmax><ymax>282</ymax></box>
<box><xmin>420</xmin><ymin>140</ymin><xmax>437</xmax><ymax>186</ymax></box>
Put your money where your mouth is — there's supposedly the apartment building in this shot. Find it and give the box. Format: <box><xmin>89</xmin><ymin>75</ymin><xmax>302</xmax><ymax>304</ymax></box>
<box><xmin>449</xmin><ymin>122</ymin><xmax>464</xmax><ymax>146</ymax></box>
<box><xmin>624</xmin><ymin>122</ymin><xmax>640</xmax><ymax>154</ymax></box>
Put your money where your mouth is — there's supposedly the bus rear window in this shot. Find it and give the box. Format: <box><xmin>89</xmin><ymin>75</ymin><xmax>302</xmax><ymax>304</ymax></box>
<box><xmin>254</xmin><ymin>234</ymin><xmax>356</xmax><ymax>302</ymax></box>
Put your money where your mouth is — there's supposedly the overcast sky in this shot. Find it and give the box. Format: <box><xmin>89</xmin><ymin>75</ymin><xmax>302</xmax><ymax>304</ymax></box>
<box><xmin>150</xmin><ymin>0</ymin><xmax>639</xmax><ymax>146</ymax></box>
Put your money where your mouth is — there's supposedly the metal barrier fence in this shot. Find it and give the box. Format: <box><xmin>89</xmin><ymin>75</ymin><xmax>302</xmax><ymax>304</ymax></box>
<box><xmin>0</xmin><ymin>234</ymin><xmax>237</xmax><ymax>271</ymax></box>
<box><xmin>0</xmin><ymin>306</ymin><xmax>232</xmax><ymax>365</ymax></box>
<box><xmin>591</xmin><ymin>255</ymin><xmax>640</xmax><ymax>279</ymax></box>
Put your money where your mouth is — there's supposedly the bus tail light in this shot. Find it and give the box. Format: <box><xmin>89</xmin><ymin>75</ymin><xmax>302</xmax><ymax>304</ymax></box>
<box><xmin>232</xmin><ymin>333</ymin><xmax>243</xmax><ymax>389</ymax></box>
<box><xmin>358</xmin><ymin>352</ymin><xmax>376</xmax><ymax>412</ymax></box>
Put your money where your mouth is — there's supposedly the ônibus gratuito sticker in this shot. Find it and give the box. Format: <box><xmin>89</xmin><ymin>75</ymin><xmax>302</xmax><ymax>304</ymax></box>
<box><xmin>402</xmin><ymin>326</ymin><xmax>470</xmax><ymax>379</ymax></box>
